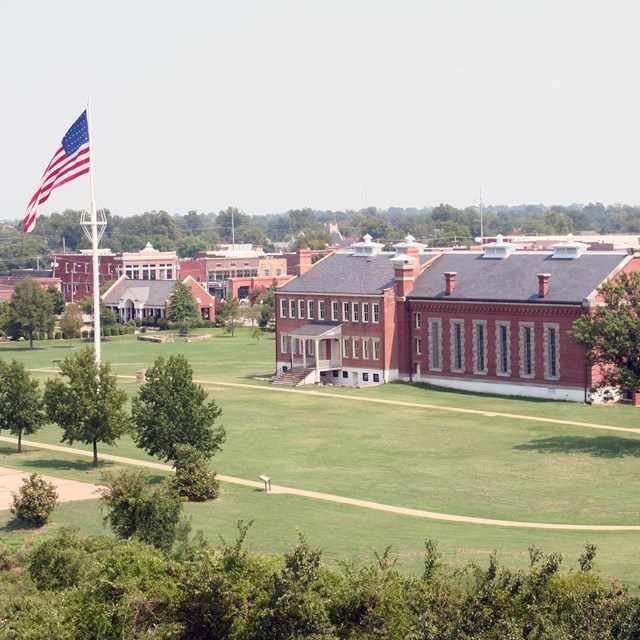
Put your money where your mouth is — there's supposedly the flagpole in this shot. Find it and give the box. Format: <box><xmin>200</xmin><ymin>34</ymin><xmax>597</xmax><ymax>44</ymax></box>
<box><xmin>87</xmin><ymin>100</ymin><xmax>101</xmax><ymax>365</ymax></box>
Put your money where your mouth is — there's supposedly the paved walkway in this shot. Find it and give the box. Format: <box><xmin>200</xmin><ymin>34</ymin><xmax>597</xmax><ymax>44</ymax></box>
<box><xmin>0</xmin><ymin>466</ymin><xmax>105</xmax><ymax>510</ymax></box>
<box><xmin>2</xmin><ymin>436</ymin><xmax>640</xmax><ymax>531</ymax></box>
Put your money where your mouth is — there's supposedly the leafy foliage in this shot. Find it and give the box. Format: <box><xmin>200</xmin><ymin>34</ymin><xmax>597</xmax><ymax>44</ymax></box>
<box><xmin>43</xmin><ymin>347</ymin><xmax>130</xmax><ymax>466</ymax></box>
<box><xmin>9</xmin><ymin>277</ymin><xmax>55</xmax><ymax>348</ymax></box>
<box><xmin>100</xmin><ymin>469</ymin><xmax>182</xmax><ymax>551</ymax></box>
<box><xmin>172</xmin><ymin>443</ymin><xmax>220</xmax><ymax>502</ymax></box>
<box><xmin>569</xmin><ymin>271</ymin><xmax>640</xmax><ymax>394</ymax></box>
<box><xmin>167</xmin><ymin>280</ymin><xmax>200</xmax><ymax>331</ymax></box>
<box><xmin>10</xmin><ymin>473</ymin><xmax>59</xmax><ymax>525</ymax></box>
<box><xmin>132</xmin><ymin>354</ymin><xmax>225</xmax><ymax>462</ymax></box>
<box><xmin>0</xmin><ymin>359</ymin><xmax>45</xmax><ymax>452</ymax></box>
<box><xmin>58</xmin><ymin>302</ymin><xmax>83</xmax><ymax>343</ymax></box>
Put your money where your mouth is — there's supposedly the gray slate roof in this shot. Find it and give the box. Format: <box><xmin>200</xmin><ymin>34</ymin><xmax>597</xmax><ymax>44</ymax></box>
<box><xmin>410</xmin><ymin>252</ymin><xmax>629</xmax><ymax>303</ymax></box>
<box><xmin>278</xmin><ymin>252</ymin><xmax>438</xmax><ymax>295</ymax></box>
<box><xmin>102</xmin><ymin>279</ymin><xmax>176</xmax><ymax>306</ymax></box>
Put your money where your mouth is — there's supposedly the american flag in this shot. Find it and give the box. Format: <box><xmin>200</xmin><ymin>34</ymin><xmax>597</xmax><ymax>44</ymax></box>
<box><xmin>23</xmin><ymin>110</ymin><xmax>90</xmax><ymax>233</ymax></box>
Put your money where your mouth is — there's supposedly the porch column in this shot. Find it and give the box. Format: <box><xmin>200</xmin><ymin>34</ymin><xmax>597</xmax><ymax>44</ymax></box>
<box><xmin>302</xmin><ymin>338</ymin><xmax>307</xmax><ymax>370</ymax></box>
<box><xmin>315</xmin><ymin>337</ymin><xmax>320</xmax><ymax>383</ymax></box>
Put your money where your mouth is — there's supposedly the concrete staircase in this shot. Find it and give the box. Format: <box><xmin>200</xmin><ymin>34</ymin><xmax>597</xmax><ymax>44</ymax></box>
<box><xmin>273</xmin><ymin>367</ymin><xmax>312</xmax><ymax>387</ymax></box>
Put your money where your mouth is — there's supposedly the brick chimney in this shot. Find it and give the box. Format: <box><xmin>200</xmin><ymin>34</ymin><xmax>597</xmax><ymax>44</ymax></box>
<box><xmin>444</xmin><ymin>272</ymin><xmax>457</xmax><ymax>296</ymax></box>
<box><xmin>296</xmin><ymin>248</ymin><xmax>313</xmax><ymax>276</ymax></box>
<box><xmin>537</xmin><ymin>273</ymin><xmax>550</xmax><ymax>298</ymax></box>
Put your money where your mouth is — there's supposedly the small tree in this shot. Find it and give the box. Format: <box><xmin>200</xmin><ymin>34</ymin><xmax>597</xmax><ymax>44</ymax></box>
<box><xmin>219</xmin><ymin>297</ymin><xmax>242</xmax><ymax>337</ymax></box>
<box><xmin>11</xmin><ymin>473</ymin><xmax>59</xmax><ymax>525</ymax></box>
<box><xmin>44</xmin><ymin>347</ymin><xmax>130</xmax><ymax>466</ymax></box>
<box><xmin>251</xmin><ymin>326</ymin><xmax>263</xmax><ymax>344</ymax></box>
<box><xmin>100</xmin><ymin>469</ymin><xmax>182</xmax><ymax>551</ymax></box>
<box><xmin>132</xmin><ymin>354</ymin><xmax>225</xmax><ymax>462</ymax></box>
<box><xmin>172</xmin><ymin>443</ymin><xmax>220</xmax><ymax>502</ymax></box>
<box><xmin>241</xmin><ymin>303</ymin><xmax>262</xmax><ymax>327</ymax></box>
<box><xmin>10</xmin><ymin>277</ymin><xmax>55</xmax><ymax>348</ymax></box>
<box><xmin>168</xmin><ymin>280</ymin><xmax>200</xmax><ymax>332</ymax></box>
<box><xmin>0</xmin><ymin>359</ymin><xmax>45</xmax><ymax>452</ymax></box>
<box><xmin>568</xmin><ymin>271</ymin><xmax>640</xmax><ymax>397</ymax></box>
<box><xmin>59</xmin><ymin>302</ymin><xmax>83</xmax><ymax>345</ymax></box>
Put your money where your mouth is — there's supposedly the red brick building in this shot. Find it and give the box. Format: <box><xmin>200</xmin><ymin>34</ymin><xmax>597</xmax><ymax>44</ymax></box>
<box><xmin>275</xmin><ymin>235</ymin><xmax>640</xmax><ymax>402</ymax></box>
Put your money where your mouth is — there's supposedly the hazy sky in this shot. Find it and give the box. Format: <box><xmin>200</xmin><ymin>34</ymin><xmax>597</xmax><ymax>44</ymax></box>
<box><xmin>2</xmin><ymin>1</ymin><xmax>639</xmax><ymax>221</ymax></box>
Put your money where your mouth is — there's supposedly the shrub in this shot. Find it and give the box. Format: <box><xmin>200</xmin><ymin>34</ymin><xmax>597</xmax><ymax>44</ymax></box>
<box><xmin>10</xmin><ymin>473</ymin><xmax>59</xmax><ymax>525</ymax></box>
<box><xmin>172</xmin><ymin>444</ymin><xmax>220</xmax><ymax>502</ymax></box>
<box><xmin>100</xmin><ymin>469</ymin><xmax>182</xmax><ymax>551</ymax></box>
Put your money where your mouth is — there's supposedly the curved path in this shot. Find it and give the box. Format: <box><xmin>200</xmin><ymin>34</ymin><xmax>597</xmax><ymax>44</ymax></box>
<box><xmin>2</xmin><ymin>435</ymin><xmax>640</xmax><ymax>532</ymax></box>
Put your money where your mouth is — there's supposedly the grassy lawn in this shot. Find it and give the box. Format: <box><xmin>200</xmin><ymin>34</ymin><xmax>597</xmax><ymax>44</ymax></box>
<box><xmin>1</xmin><ymin>331</ymin><xmax>640</xmax><ymax>588</ymax></box>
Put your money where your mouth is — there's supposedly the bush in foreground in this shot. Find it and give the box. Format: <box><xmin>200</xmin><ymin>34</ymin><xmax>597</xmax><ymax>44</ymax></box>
<box><xmin>10</xmin><ymin>473</ymin><xmax>59</xmax><ymax>525</ymax></box>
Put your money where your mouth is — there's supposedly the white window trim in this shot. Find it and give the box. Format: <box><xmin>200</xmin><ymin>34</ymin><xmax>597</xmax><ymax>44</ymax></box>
<box><xmin>495</xmin><ymin>322</ymin><xmax>511</xmax><ymax>377</ymax></box>
<box><xmin>373</xmin><ymin>303</ymin><xmax>380</xmax><ymax>324</ymax></box>
<box><xmin>342</xmin><ymin>302</ymin><xmax>349</xmax><ymax>322</ymax></box>
<box><xmin>472</xmin><ymin>320</ymin><xmax>488</xmax><ymax>375</ymax></box>
<box><xmin>543</xmin><ymin>322</ymin><xmax>560</xmax><ymax>380</ymax></box>
<box><xmin>428</xmin><ymin>318</ymin><xmax>443</xmax><ymax>372</ymax></box>
<box><xmin>519</xmin><ymin>322</ymin><xmax>535</xmax><ymax>378</ymax></box>
<box><xmin>450</xmin><ymin>320</ymin><xmax>465</xmax><ymax>373</ymax></box>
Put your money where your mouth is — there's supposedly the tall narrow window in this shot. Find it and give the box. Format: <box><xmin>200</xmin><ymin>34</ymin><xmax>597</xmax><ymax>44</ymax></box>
<box><xmin>352</xmin><ymin>302</ymin><xmax>359</xmax><ymax>322</ymax></box>
<box><xmin>519</xmin><ymin>323</ymin><xmax>535</xmax><ymax>378</ymax></box>
<box><xmin>450</xmin><ymin>320</ymin><xmax>464</xmax><ymax>372</ymax></box>
<box><xmin>298</xmin><ymin>300</ymin><xmax>305</xmax><ymax>319</ymax></box>
<box><xmin>342</xmin><ymin>302</ymin><xmax>349</xmax><ymax>322</ymax></box>
<box><xmin>414</xmin><ymin>312</ymin><xmax>421</xmax><ymax>330</ymax></box>
<box><xmin>289</xmin><ymin>300</ymin><xmax>296</xmax><ymax>319</ymax></box>
<box><xmin>373</xmin><ymin>339</ymin><xmax>380</xmax><ymax>360</ymax></box>
<box><xmin>343</xmin><ymin>337</ymin><xmax>350</xmax><ymax>358</ymax></box>
<box><xmin>307</xmin><ymin>300</ymin><xmax>314</xmax><ymax>320</ymax></box>
<box><xmin>319</xmin><ymin>300</ymin><xmax>326</xmax><ymax>320</ymax></box>
<box><xmin>280</xmin><ymin>299</ymin><xmax>287</xmax><ymax>319</ymax></box>
<box><xmin>353</xmin><ymin>338</ymin><xmax>360</xmax><ymax>359</ymax></box>
<box><xmin>373</xmin><ymin>303</ymin><xmax>380</xmax><ymax>323</ymax></box>
<box><xmin>428</xmin><ymin>319</ymin><xmax>443</xmax><ymax>371</ymax></box>
<box><xmin>363</xmin><ymin>303</ymin><xmax>370</xmax><ymax>323</ymax></box>
<box><xmin>473</xmin><ymin>321</ymin><xmax>488</xmax><ymax>374</ymax></box>
<box><xmin>280</xmin><ymin>334</ymin><xmax>288</xmax><ymax>353</ymax></box>
<box><xmin>544</xmin><ymin>323</ymin><xmax>560</xmax><ymax>380</ymax></box>
<box><xmin>362</xmin><ymin>339</ymin><xmax>370</xmax><ymax>359</ymax></box>
<box><xmin>496</xmin><ymin>322</ymin><xmax>511</xmax><ymax>376</ymax></box>
<box><xmin>415</xmin><ymin>337</ymin><xmax>422</xmax><ymax>355</ymax></box>
<box><xmin>331</xmin><ymin>301</ymin><xmax>338</xmax><ymax>321</ymax></box>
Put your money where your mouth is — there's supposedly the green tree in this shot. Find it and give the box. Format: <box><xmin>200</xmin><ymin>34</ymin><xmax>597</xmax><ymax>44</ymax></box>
<box><xmin>569</xmin><ymin>271</ymin><xmax>640</xmax><ymax>396</ymax></box>
<box><xmin>99</xmin><ymin>469</ymin><xmax>182</xmax><ymax>551</ymax></box>
<box><xmin>218</xmin><ymin>297</ymin><xmax>242</xmax><ymax>337</ymax></box>
<box><xmin>167</xmin><ymin>280</ymin><xmax>200</xmax><ymax>332</ymax></box>
<box><xmin>0</xmin><ymin>359</ymin><xmax>45</xmax><ymax>452</ymax></box>
<box><xmin>10</xmin><ymin>277</ymin><xmax>55</xmax><ymax>348</ymax></box>
<box><xmin>43</xmin><ymin>347</ymin><xmax>130</xmax><ymax>466</ymax></box>
<box><xmin>177</xmin><ymin>234</ymin><xmax>210</xmax><ymax>258</ymax></box>
<box><xmin>172</xmin><ymin>443</ymin><xmax>220</xmax><ymax>502</ymax></box>
<box><xmin>132</xmin><ymin>354</ymin><xmax>226</xmax><ymax>462</ymax></box>
<box><xmin>46</xmin><ymin>285</ymin><xmax>65</xmax><ymax>314</ymax></box>
<box><xmin>10</xmin><ymin>473</ymin><xmax>59</xmax><ymax>525</ymax></box>
<box><xmin>59</xmin><ymin>302</ymin><xmax>83</xmax><ymax>345</ymax></box>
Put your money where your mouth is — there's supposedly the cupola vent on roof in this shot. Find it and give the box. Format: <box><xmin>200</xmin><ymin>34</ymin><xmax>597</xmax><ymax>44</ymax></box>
<box><xmin>351</xmin><ymin>233</ymin><xmax>385</xmax><ymax>257</ymax></box>
<box><xmin>482</xmin><ymin>234</ymin><xmax>515</xmax><ymax>259</ymax></box>
<box><xmin>551</xmin><ymin>234</ymin><xmax>589</xmax><ymax>259</ymax></box>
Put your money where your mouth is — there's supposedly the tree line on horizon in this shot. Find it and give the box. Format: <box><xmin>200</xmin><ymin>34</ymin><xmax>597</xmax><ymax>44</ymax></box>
<box><xmin>1</xmin><ymin>201</ymin><xmax>639</xmax><ymax>274</ymax></box>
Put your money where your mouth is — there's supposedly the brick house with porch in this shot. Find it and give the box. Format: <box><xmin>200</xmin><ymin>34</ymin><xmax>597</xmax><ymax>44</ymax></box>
<box><xmin>275</xmin><ymin>235</ymin><xmax>640</xmax><ymax>402</ymax></box>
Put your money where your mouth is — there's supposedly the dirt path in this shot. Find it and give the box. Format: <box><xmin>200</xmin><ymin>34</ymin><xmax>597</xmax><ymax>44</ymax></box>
<box><xmin>2</xmin><ymin>436</ymin><xmax>639</xmax><ymax>531</ymax></box>
<box><xmin>0</xmin><ymin>466</ymin><xmax>105</xmax><ymax>510</ymax></box>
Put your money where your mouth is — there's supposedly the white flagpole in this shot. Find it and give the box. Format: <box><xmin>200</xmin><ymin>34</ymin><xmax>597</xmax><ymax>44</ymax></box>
<box><xmin>87</xmin><ymin>100</ymin><xmax>101</xmax><ymax>365</ymax></box>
